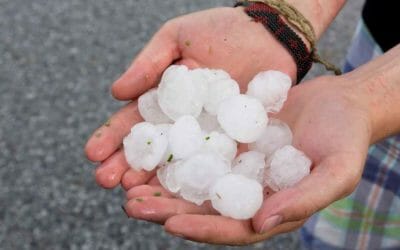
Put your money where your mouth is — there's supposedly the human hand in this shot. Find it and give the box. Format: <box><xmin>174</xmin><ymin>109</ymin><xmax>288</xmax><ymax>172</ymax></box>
<box><xmin>84</xmin><ymin>6</ymin><xmax>301</xmax><ymax>190</ymax></box>
<box><xmin>122</xmin><ymin>74</ymin><xmax>373</xmax><ymax>245</ymax></box>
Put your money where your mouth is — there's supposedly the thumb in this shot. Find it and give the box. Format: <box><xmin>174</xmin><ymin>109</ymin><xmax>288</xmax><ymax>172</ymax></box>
<box><xmin>252</xmin><ymin>152</ymin><xmax>364</xmax><ymax>234</ymax></box>
<box><xmin>112</xmin><ymin>21</ymin><xmax>180</xmax><ymax>100</ymax></box>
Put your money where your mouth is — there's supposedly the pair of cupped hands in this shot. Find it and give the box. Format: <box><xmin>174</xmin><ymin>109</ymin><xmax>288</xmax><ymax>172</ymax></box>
<box><xmin>85</xmin><ymin>7</ymin><xmax>372</xmax><ymax>245</ymax></box>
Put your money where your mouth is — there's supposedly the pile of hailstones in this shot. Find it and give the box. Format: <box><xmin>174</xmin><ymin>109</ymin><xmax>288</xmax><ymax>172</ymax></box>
<box><xmin>124</xmin><ymin>65</ymin><xmax>311</xmax><ymax>220</ymax></box>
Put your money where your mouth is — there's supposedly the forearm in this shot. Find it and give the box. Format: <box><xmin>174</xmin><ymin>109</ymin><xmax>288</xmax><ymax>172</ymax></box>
<box><xmin>349</xmin><ymin>44</ymin><xmax>400</xmax><ymax>143</ymax></box>
<box><xmin>285</xmin><ymin>0</ymin><xmax>347</xmax><ymax>39</ymax></box>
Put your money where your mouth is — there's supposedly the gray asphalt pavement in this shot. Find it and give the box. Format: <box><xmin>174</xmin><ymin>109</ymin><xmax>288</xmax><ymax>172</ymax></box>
<box><xmin>0</xmin><ymin>0</ymin><xmax>363</xmax><ymax>249</ymax></box>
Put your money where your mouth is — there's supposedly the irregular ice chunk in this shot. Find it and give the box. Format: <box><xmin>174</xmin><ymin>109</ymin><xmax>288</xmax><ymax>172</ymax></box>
<box><xmin>232</xmin><ymin>151</ymin><xmax>266</xmax><ymax>184</ymax></box>
<box><xmin>210</xmin><ymin>174</ymin><xmax>263</xmax><ymax>220</ymax></box>
<box><xmin>249</xmin><ymin>118</ymin><xmax>293</xmax><ymax>158</ymax></box>
<box><xmin>138</xmin><ymin>88</ymin><xmax>172</xmax><ymax>124</ymax></box>
<box><xmin>246</xmin><ymin>70</ymin><xmax>291</xmax><ymax>113</ymax></box>
<box><xmin>158</xmin><ymin>65</ymin><xmax>208</xmax><ymax>120</ymax></box>
<box><xmin>264</xmin><ymin>145</ymin><xmax>311</xmax><ymax>191</ymax></box>
<box><xmin>202</xmin><ymin>131</ymin><xmax>237</xmax><ymax>161</ymax></box>
<box><xmin>123</xmin><ymin>122</ymin><xmax>168</xmax><ymax>171</ymax></box>
<box><xmin>174</xmin><ymin>152</ymin><xmax>231</xmax><ymax>205</ymax></box>
<box><xmin>204</xmin><ymin>78</ymin><xmax>240</xmax><ymax>115</ymax></box>
<box><xmin>197</xmin><ymin>111</ymin><xmax>221</xmax><ymax>132</ymax></box>
<box><xmin>157</xmin><ymin>161</ymin><xmax>181</xmax><ymax>193</ymax></box>
<box><xmin>217</xmin><ymin>94</ymin><xmax>268</xmax><ymax>143</ymax></box>
<box><xmin>168</xmin><ymin>116</ymin><xmax>203</xmax><ymax>160</ymax></box>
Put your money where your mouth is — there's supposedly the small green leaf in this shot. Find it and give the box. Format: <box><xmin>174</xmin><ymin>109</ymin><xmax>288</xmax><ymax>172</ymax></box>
<box><xmin>153</xmin><ymin>192</ymin><xmax>162</xmax><ymax>197</ymax></box>
<box><xmin>147</xmin><ymin>141</ymin><xmax>152</xmax><ymax>145</ymax></box>
<box><xmin>167</xmin><ymin>154</ymin><xmax>174</xmax><ymax>162</ymax></box>
<box><xmin>136</xmin><ymin>198</ymin><xmax>144</xmax><ymax>202</ymax></box>
<box><xmin>205</xmin><ymin>136</ymin><xmax>210</xmax><ymax>140</ymax></box>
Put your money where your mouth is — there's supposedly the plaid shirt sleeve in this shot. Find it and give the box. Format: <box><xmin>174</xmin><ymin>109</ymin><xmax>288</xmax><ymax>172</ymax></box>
<box><xmin>300</xmin><ymin>19</ymin><xmax>400</xmax><ymax>250</ymax></box>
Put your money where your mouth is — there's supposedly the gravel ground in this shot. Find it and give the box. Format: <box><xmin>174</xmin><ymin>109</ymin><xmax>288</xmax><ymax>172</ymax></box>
<box><xmin>0</xmin><ymin>0</ymin><xmax>363</xmax><ymax>249</ymax></box>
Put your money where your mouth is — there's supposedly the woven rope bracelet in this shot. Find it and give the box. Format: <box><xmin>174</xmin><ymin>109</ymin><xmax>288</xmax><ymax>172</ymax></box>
<box><xmin>235</xmin><ymin>1</ymin><xmax>312</xmax><ymax>82</ymax></box>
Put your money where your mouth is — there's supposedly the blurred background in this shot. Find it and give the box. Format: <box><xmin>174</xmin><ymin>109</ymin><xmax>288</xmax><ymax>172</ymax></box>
<box><xmin>0</xmin><ymin>0</ymin><xmax>364</xmax><ymax>249</ymax></box>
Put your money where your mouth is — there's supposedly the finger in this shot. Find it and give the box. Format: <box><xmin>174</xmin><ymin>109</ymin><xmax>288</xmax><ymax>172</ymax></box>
<box><xmin>121</xmin><ymin>168</ymin><xmax>156</xmax><ymax>191</ymax></box>
<box><xmin>85</xmin><ymin>101</ymin><xmax>142</xmax><ymax>162</ymax></box>
<box><xmin>164</xmin><ymin>214</ymin><xmax>305</xmax><ymax>245</ymax></box>
<box><xmin>112</xmin><ymin>22</ymin><xmax>180</xmax><ymax>100</ymax></box>
<box><xmin>252</xmin><ymin>152</ymin><xmax>363</xmax><ymax>234</ymax></box>
<box><xmin>148</xmin><ymin>175</ymin><xmax>161</xmax><ymax>185</ymax></box>
<box><xmin>124</xmin><ymin>197</ymin><xmax>216</xmax><ymax>224</ymax></box>
<box><xmin>94</xmin><ymin>149</ymin><xmax>129</xmax><ymax>189</ymax></box>
<box><xmin>126</xmin><ymin>185</ymin><xmax>173</xmax><ymax>200</ymax></box>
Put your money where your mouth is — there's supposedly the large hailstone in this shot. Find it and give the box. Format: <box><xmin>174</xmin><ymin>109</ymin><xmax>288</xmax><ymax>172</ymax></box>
<box><xmin>168</xmin><ymin>116</ymin><xmax>203</xmax><ymax>160</ymax></box>
<box><xmin>210</xmin><ymin>174</ymin><xmax>263</xmax><ymax>220</ymax></box>
<box><xmin>157</xmin><ymin>161</ymin><xmax>181</xmax><ymax>193</ymax></box>
<box><xmin>123</xmin><ymin>122</ymin><xmax>168</xmax><ymax>171</ymax></box>
<box><xmin>202</xmin><ymin>131</ymin><xmax>237</xmax><ymax>161</ymax></box>
<box><xmin>232</xmin><ymin>151</ymin><xmax>266</xmax><ymax>184</ymax></box>
<box><xmin>246</xmin><ymin>70</ymin><xmax>291</xmax><ymax>113</ymax></box>
<box><xmin>264</xmin><ymin>145</ymin><xmax>311</xmax><ymax>191</ymax></box>
<box><xmin>217</xmin><ymin>94</ymin><xmax>268</xmax><ymax>143</ymax></box>
<box><xmin>174</xmin><ymin>152</ymin><xmax>231</xmax><ymax>205</ymax></box>
<box><xmin>158</xmin><ymin>65</ymin><xmax>208</xmax><ymax>120</ymax></box>
<box><xmin>249</xmin><ymin>118</ymin><xmax>293</xmax><ymax>158</ymax></box>
<box><xmin>138</xmin><ymin>88</ymin><xmax>172</xmax><ymax>124</ymax></box>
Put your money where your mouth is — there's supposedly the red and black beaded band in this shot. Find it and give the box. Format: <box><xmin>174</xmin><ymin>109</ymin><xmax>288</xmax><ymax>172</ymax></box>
<box><xmin>235</xmin><ymin>1</ymin><xmax>312</xmax><ymax>82</ymax></box>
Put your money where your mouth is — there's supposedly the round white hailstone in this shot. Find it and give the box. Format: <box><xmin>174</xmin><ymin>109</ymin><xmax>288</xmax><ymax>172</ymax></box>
<box><xmin>123</xmin><ymin>122</ymin><xmax>168</xmax><ymax>171</ymax></box>
<box><xmin>264</xmin><ymin>145</ymin><xmax>312</xmax><ymax>191</ymax></box>
<box><xmin>232</xmin><ymin>151</ymin><xmax>266</xmax><ymax>184</ymax></box>
<box><xmin>204</xmin><ymin>78</ymin><xmax>240</xmax><ymax>115</ymax></box>
<box><xmin>217</xmin><ymin>94</ymin><xmax>268</xmax><ymax>143</ymax></box>
<box><xmin>246</xmin><ymin>70</ymin><xmax>292</xmax><ymax>113</ymax></box>
<box><xmin>158</xmin><ymin>65</ymin><xmax>208</xmax><ymax>120</ymax></box>
<box><xmin>157</xmin><ymin>161</ymin><xmax>181</xmax><ymax>193</ymax></box>
<box><xmin>202</xmin><ymin>131</ymin><xmax>238</xmax><ymax>161</ymax></box>
<box><xmin>174</xmin><ymin>152</ymin><xmax>231</xmax><ymax>205</ymax></box>
<box><xmin>197</xmin><ymin>111</ymin><xmax>221</xmax><ymax>132</ymax></box>
<box><xmin>210</xmin><ymin>174</ymin><xmax>263</xmax><ymax>220</ymax></box>
<box><xmin>248</xmin><ymin>118</ymin><xmax>293</xmax><ymax>158</ymax></box>
<box><xmin>168</xmin><ymin>116</ymin><xmax>203</xmax><ymax>160</ymax></box>
<box><xmin>138</xmin><ymin>88</ymin><xmax>172</xmax><ymax>124</ymax></box>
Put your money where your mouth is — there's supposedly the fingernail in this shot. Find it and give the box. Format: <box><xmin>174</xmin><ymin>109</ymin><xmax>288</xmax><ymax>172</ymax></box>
<box><xmin>259</xmin><ymin>215</ymin><xmax>282</xmax><ymax>234</ymax></box>
<box><xmin>121</xmin><ymin>205</ymin><xmax>129</xmax><ymax>217</ymax></box>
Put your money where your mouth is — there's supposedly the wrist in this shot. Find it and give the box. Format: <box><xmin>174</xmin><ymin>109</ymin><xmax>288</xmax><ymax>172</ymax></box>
<box><xmin>344</xmin><ymin>45</ymin><xmax>400</xmax><ymax>143</ymax></box>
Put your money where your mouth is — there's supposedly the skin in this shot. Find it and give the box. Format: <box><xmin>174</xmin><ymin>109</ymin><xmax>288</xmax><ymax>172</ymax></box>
<box><xmin>84</xmin><ymin>4</ymin><xmax>400</xmax><ymax>246</ymax></box>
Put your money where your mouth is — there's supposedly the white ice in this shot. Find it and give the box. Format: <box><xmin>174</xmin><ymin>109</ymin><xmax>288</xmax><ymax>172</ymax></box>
<box><xmin>246</xmin><ymin>70</ymin><xmax>291</xmax><ymax>113</ymax></box>
<box><xmin>217</xmin><ymin>94</ymin><xmax>268</xmax><ymax>143</ymax></box>
<box><xmin>210</xmin><ymin>174</ymin><xmax>263</xmax><ymax>220</ymax></box>
<box><xmin>174</xmin><ymin>152</ymin><xmax>231</xmax><ymax>205</ymax></box>
<box><xmin>123</xmin><ymin>122</ymin><xmax>168</xmax><ymax>171</ymax></box>
<box><xmin>138</xmin><ymin>88</ymin><xmax>172</xmax><ymax>124</ymax></box>
<box><xmin>264</xmin><ymin>145</ymin><xmax>311</xmax><ymax>191</ymax></box>
<box><xmin>158</xmin><ymin>65</ymin><xmax>208</xmax><ymax>120</ymax></box>
<box><xmin>202</xmin><ymin>131</ymin><xmax>238</xmax><ymax>161</ymax></box>
<box><xmin>232</xmin><ymin>151</ymin><xmax>266</xmax><ymax>184</ymax></box>
<box><xmin>168</xmin><ymin>116</ymin><xmax>203</xmax><ymax>160</ymax></box>
<box><xmin>248</xmin><ymin>118</ymin><xmax>293</xmax><ymax>158</ymax></box>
